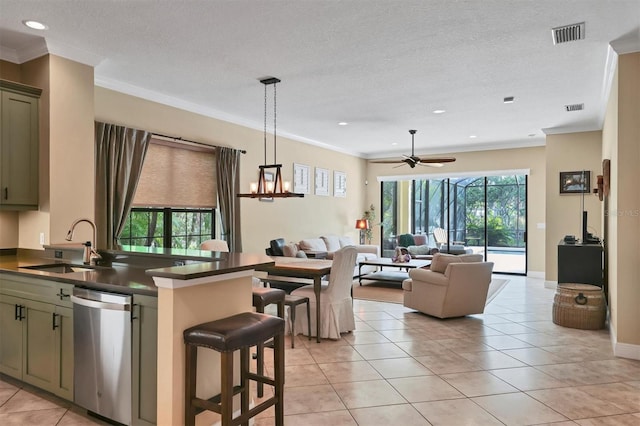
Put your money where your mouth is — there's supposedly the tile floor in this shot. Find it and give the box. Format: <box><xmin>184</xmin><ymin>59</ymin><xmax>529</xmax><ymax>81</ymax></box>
<box><xmin>1</xmin><ymin>274</ymin><xmax>639</xmax><ymax>425</ymax></box>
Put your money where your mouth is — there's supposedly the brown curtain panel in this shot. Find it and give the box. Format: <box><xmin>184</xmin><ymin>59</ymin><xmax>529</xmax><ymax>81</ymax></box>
<box><xmin>216</xmin><ymin>147</ymin><xmax>242</xmax><ymax>252</ymax></box>
<box><xmin>95</xmin><ymin>121</ymin><xmax>151</xmax><ymax>249</ymax></box>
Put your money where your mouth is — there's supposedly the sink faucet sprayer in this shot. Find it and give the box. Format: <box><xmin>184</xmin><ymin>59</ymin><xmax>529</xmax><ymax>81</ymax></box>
<box><xmin>65</xmin><ymin>218</ymin><xmax>102</xmax><ymax>265</ymax></box>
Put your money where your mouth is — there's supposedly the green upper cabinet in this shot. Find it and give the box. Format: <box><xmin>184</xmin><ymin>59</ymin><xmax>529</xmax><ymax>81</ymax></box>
<box><xmin>0</xmin><ymin>80</ymin><xmax>41</xmax><ymax>210</ymax></box>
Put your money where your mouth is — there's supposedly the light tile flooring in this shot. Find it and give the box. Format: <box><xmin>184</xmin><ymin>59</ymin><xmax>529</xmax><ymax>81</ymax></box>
<box><xmin>2</xmin><ymin>275</ymin><xmax>639</xmax><ymax>425</ymax></box>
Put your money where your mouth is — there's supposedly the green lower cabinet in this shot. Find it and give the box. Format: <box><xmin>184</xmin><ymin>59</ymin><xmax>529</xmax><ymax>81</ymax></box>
<box><xmin>0</xmin><ymin>289</ymin><xmax>73</xmax><ymax>400</ymax></box>
<box><xmin>132</xmin><ymin>294</ymin><xmax>158</xmax><ymax>426</ymax></box>
<box><xmin>0</xmin><ymin>294</ymin><xmax>24</xmax><ymax>378</ymax></box>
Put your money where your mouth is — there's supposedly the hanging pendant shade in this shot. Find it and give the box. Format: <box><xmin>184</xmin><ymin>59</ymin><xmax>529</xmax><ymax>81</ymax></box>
<box><xmin>237</xmin><ymin>77</ymin><xmax>304</xmax><ymax>199</ymax></box>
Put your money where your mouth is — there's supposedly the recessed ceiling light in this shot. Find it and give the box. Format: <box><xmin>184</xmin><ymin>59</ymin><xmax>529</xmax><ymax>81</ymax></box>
<box><xmin>432</xmin><ymin>109</ymin><xmax>446</xmax><ymax>114</ymax></box>
<box><xmin>23</xmin><ymin>20</ymin><xmax>48</xmax><ymax>30</ymax></box>
<box><xmin>528</xmin><ymin>133</ymin><xmax>536</xmax><ymax>137</ymax></box>
<box><xmin>391</xmin><ymin>142</ymin><xmax>398</xmax><ymax>146</ymax></box>
<box><xmin>469</xmin><ymin>135</ymin><xmax>477</xmax><ymax>139</ymax></box>
<box><xmin>337</xmin><ymin>122</ymin><xmax>348</xmax><ymax>126</ymax></box>
<box><xmin>503</xmin><ymin>96</ymin><xmax>515</xmax><ymax>104</ymax></box>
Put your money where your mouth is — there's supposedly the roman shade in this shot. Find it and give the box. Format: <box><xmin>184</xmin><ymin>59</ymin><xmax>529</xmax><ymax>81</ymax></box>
<box><xmin>133</xmin><ymin>139</ymin><xmax>217</xmax><ymax>208</ymax></box>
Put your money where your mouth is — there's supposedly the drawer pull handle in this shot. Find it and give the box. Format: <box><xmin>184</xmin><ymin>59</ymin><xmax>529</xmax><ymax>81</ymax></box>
<box><xmin>52</xmin><ymin>313</ymin><xmax>59</xmax><ymax>330</ymax></box>
<box><xmin>57</xmin><ymin>290</ymin><xmax>70</xmax><ymax>300</ymax></box>
<box><xmin>3</xmin><ymin>187</ymin><xmax>7</xmax><ymax>200</ymax></box>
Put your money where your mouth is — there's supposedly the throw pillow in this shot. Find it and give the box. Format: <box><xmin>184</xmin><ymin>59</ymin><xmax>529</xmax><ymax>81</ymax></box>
<box><xmin>430</xmin><ymin>253</ymin><xmax>462</xmax><ymax>273</ymax></box>
<box><xmin>282</xmin><ymin>243</ymin><xmax>299</xmax><ymax>257</ymax></box>
<box><xmin>321</xmin><ymin>235</ymin><xmax>341</xmax><ymax>252</ymax></box>
<box><xmin>298</xmin><ymin>238</ymin><xmax>327</xmax><ymax>252</ymax></box>
<box><xmin>398</xmin><ymin>233</ymin><xmax>415</xmax><ymax>247</ymax></box>
<box><xmin>407</xmin><ymin>245</ymin><xmax>431</xmax><ymax>256</ymax></box>
<box><xmin>339</xmin><ymin>236</ymin><xmax>355</xmax><ymax>247</ymax></box>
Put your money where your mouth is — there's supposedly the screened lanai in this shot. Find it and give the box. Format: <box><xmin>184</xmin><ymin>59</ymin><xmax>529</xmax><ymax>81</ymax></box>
<box><xmin>380</xmin><ymin>172</ymin><xmax>527</xmax><ymax>275</ymax></box>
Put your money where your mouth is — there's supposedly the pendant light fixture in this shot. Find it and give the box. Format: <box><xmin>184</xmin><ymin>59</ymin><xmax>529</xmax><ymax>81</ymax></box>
<box><xmin>237</xmin><ymin>77</ymin><xmax>304</xmax><ymax>198</ymax></box>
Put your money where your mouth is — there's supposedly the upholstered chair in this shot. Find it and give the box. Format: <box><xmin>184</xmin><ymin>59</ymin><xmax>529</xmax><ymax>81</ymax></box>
<box><xmin>291</xmin><ymin>246</ymin><xmax>358</xmax><ymax>339</ymax></box>
<box><xmin>200</xmin><ymin>239</ymin><xmax>229</xmax><ymax>252</ymax></box>
<box><xmin>402</xmin><ymin>253</ymin><xmax>493</xmax><ymax>318</ymax></box>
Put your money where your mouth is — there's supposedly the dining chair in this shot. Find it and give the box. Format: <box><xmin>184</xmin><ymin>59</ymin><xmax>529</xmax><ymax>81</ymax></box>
<box><xmin>200</xmin><ymin>239</ymin><xmax>230</xmax><ymax>252</ymax></box>
<box><xmin>290</xmin><ymin>246</ymin><xmax>357</xmax><ymax>339</ymax></box>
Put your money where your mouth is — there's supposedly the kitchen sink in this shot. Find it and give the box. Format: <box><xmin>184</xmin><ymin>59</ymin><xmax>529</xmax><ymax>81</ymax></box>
<box><xmin>21</xmin><ymin>263</ymin><xmax>96</xmax><ymax>274</ymax></box>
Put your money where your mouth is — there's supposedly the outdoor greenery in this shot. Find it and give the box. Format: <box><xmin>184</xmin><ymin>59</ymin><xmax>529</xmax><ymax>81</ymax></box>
<box><xmin>381</xmin><ymin>174</ymin><xmax>526</xmax><ymax>249</ymax></box>
<box><xmin>120</xmin><ymin>208</ymin><xmax>214</xmax><ymax>249</ymax></box>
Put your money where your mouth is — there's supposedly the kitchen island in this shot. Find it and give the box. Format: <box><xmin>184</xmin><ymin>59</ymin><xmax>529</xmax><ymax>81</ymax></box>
<box><xmin>0</xmin><ymin>246</ymin><xmax>274</xmax><ymax>426</ymax></box>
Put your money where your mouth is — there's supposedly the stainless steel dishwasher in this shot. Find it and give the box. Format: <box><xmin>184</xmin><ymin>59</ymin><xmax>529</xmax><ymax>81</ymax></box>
<box><xmin>72</xmin><ymin>287</ymin><xmax>132</xmax><ymax>425</ymax></box>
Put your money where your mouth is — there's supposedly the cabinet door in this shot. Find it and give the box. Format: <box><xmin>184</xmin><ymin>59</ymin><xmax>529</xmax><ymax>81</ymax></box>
<box><xmin>0</xmin><ymin>90</ymin><xmax>39</xmax><ymax>208</ymax></box>
<box><xmin>132</xmin><ymin>295</ymin><xmax>158</xmax><ymax>426</ymax></box>
<box><xmin>0</xmin><ymin>294</ymin><xmax>23</xmax><ymax>378</ymax></box>
<box><xmin>21</xmin><ymin>299</ymin><xmax>56</xmax><ymax>393</ymax></box>
<box><xmin>53</xmin><ymin>305</ymin><xmax>73</xmax><ymax>400</ymax></box>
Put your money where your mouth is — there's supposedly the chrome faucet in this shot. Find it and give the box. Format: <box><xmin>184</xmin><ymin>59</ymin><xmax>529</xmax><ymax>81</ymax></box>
<box><xmin>65</xmin><ymin>218</ymin><xmax>102</xmax><ymax>265</ymax></box>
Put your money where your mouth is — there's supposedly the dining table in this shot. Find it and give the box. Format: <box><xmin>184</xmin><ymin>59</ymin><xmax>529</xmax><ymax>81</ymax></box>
<box><xmin>255</xmin><ymin>257</ymin><xmax>332</xmax><ymax>343</ymax></box>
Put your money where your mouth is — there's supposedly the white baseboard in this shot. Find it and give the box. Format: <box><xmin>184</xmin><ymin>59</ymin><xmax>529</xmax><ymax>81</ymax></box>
<box><xmin>544</xmin><ymin>280</ymin><xmax>557</xmax><ymax>289</ymax></box>
<box><xmin>527</xmin><ymin>270</ymin><xmax>545</xmax><ymax>279</ymax></box>
<box><xmin>609</xmin><ymin>321</ymin><xmax>640</xmax><ymax>361</ymax></box>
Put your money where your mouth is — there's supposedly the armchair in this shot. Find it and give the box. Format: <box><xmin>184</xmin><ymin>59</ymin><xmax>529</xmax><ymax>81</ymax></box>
<box><xmin>402</xmin><ymin>253</ymin><xmax>494</xmax><ymax>318</ymax></box>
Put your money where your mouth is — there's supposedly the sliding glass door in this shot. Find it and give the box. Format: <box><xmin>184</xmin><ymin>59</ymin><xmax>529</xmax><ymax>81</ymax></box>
<box><xmin>380</xmin><ymin>173</ymin><xmax>527</xmax><ymax>275</ymax></box>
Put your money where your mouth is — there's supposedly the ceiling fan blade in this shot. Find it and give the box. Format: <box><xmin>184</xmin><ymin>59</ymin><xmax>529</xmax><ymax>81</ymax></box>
<box><xmin>371</xmin><ymin>159</ymin><xmax>404</xmax><ymax>164</ymax></box>
<box><xmin>417</xmin><ymin>162</ymin><xmax>444</xmax><ymax>168</ymax></box>
<box><xmin>392</xmin><ymin>163</ymin><xmax>407</xmax><ymax>169</ymax></box>
<box><xmin>419</xmin><ymin>157</ymin><xmax>456</xmax><ymax>163</ymax></box>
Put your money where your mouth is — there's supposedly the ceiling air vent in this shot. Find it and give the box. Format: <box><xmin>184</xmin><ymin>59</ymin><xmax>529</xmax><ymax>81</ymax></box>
<box><xmin>552</xmin><ymin>22</ymin><xmax>585</xmax><ymax>45</ymax></box>
<box><xmin>565</xmin><ymin>103</ymin><xmax>584</xmax><ymax>112</ymax></box>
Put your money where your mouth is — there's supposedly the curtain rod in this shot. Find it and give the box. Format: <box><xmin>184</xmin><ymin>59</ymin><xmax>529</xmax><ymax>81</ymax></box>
<box><xmin>151</xmin><ymin>132</ymin><xmax>246</xmax><ymax>154</ymax></box>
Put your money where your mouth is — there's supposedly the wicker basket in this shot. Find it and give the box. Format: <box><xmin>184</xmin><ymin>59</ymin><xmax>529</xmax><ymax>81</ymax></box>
<box><xmin>552</xmin><ymin>283</ymin><xmax>606</xmax><ymax>330</ymax></box>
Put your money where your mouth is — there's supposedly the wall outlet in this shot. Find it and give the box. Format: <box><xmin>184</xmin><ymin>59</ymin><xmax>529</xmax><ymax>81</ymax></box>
<box><xmin>39</xmin><ymin>232</ymin><xmax>45</xmax><ymax>245</ymax></box>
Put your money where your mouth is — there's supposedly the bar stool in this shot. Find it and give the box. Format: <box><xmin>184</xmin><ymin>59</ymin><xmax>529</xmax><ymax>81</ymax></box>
<box><xmin>252</xmin><ymin>287</ymin><xmax>285</xmax><ymax>397</ymax></box>
<box><xmin>284</xmin><ymin>294</ymin><xmax>311</xmax><ymax>348</ymax></box>
<box><xmin>184</xmin><ymin>312</ymin><xmax>284</xmax><ymax>426</ymax></box>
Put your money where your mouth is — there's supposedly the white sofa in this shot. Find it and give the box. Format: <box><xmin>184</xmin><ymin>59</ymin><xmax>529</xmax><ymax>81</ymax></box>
<box><xmin>296</xmin><ymin>235</ymin><xmax>379</xmax><ymax>277</ymax></box>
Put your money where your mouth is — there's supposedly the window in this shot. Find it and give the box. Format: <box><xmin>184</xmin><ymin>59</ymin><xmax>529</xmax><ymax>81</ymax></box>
<box><xmin>120</xmin><ymin>138</ymin><xmax>218</xmax><ymax>249</ymax></box>
<box><xmin>120</xmin><ymin>207</ymin><xmax>214</xmax><ymax>249</ymax></box>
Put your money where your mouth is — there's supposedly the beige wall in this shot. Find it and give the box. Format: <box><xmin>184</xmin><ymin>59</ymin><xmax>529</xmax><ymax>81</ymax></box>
<box><xmin>94</xmin><ymin>87</ymin><xmax>368</xmax><ymax>253</ymax></box>
<box><xmin>367</xmin><ymin>146</ymin><xmax>546</xmax><ymax>274</ymax></box>
<box><xmin>610</xmin><ymin>52</ymin><xmax>640</xmax><ymax>349</ymax></box>
<box><xmin>544</xmin><ymin>131</ymin><xmax>603</xmax><ymax>281</ymax></box>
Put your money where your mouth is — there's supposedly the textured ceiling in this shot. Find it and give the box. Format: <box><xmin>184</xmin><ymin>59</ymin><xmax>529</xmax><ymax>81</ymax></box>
<box><xmin>0</xmin><ymin>0</ymin><xmax>639</xmax><ymax>159</ymax></box>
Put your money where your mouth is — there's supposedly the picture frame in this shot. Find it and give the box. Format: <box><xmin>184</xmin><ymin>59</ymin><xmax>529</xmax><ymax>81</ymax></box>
<box><xmin>334</xmin><ymin>170</ymin><xmax>346</xmax><ymax>197</ymax></box>
<box><xmin>293</xmin><ymin>163</ymin><xmax>310</xmax><ymax>194</ymax></box>
<box><xmin>259</xmin><ymin>171</ymin><xmax>274</xmax><ymax>202</ymax></box>
<box><xmin>560</xmin><ymin>170</ymin><xmax>590</xmax><ymax>194</ymax></box>
<box><xmin>315</xmin><ymin>167</ymin><xmax>330</xmax><ymax>196</ymax></box>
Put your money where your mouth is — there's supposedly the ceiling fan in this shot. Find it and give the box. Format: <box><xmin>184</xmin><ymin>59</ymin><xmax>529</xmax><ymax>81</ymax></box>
<box><xmin>372</xmin><ymin>129</ymin><xmax>456</xmax><ymax>168</ymax></box>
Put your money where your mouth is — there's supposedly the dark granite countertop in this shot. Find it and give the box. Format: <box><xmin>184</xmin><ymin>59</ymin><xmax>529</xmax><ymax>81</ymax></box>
<box><xmin>0</xmin><ymin>247</ymin><xmax>274</xmax><ymax>297</ymax></box>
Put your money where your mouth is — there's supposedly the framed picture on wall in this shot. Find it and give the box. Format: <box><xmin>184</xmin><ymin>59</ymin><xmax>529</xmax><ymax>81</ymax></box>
<box><xmin>315</xmin><ymin>167</ymin><xmax>330</xmax><ymax>196</ymax></box>
<box><xmin>334</xmin><ymin>171</ymin><xmax>346</xmax><ymax>197</ymax></box>
<box><xmin>560</xmin><ymin>170</ymin><xmax>590</xmax><ymax>194</ymax></box>
<box><xmin>293</xmin><ymin>163</ymin><xmax>310</xmax><ymax>194</ymax></box>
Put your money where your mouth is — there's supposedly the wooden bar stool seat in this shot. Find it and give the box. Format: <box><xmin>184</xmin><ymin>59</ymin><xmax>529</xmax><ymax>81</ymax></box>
<box><xmin>184</xmin><ymin>312</ymin><xmax>285</xmax><ymax>426</ymax></box>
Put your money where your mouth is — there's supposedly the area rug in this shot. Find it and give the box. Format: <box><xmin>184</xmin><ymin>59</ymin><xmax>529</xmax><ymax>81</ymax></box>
<box><xmin>352</xmin><ymin>278</ymin><xmax>510</xmax><ymax>305</ymax></box>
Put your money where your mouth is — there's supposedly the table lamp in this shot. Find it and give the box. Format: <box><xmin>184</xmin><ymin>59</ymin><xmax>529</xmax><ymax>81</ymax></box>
<box><xmin>355</xmin><ymin>219</ymin><xmax>369</xmax><ymax>244</ymax></box>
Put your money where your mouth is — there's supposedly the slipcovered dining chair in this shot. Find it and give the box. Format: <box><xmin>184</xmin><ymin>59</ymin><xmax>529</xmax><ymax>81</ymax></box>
<box><xmin>200</xmin><ymin>239</ymin><xmax>229</xmax><ymax>252</ymax></box>
<box><xmin>291</xmin><ymin>246</ymin><xmax>358</xmax><ymax>340</ymax></box>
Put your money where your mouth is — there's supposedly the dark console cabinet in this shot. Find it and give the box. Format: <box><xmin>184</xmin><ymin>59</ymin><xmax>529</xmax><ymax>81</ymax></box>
<box><xmin>557</xmin><ymin>242</ymin><xmax>604</xmax><ymax>287</ymax></box>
